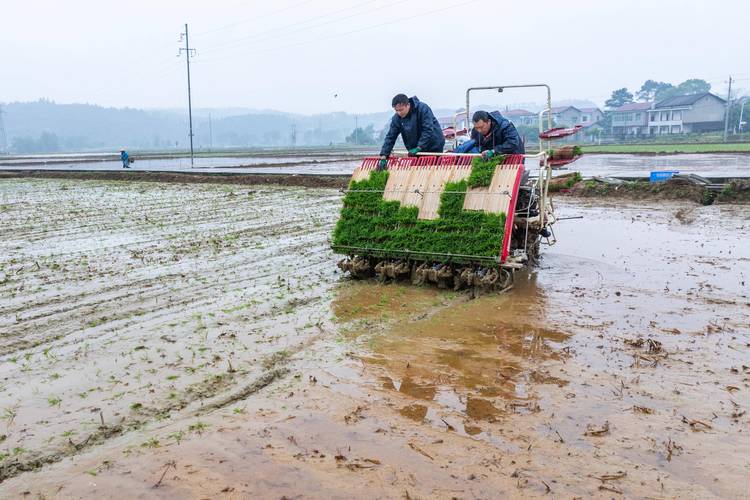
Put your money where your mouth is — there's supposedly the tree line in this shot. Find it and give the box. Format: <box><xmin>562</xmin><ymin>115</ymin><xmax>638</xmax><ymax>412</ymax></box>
<box><xmin>605</xmin><ymin>79</ymin><xmax>713</xmax><ymax>108</ymax></box>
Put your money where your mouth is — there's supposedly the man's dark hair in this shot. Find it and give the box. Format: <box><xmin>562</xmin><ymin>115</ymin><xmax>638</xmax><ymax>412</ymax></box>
<box><xmin>391</xmin><ymin>94</ymin><xmax>409</xmax><ymax>107</ymax></box>
<box><xmin>472</xmin><ymin>110</ymin><xmax>491</xmax><ymax>123</ymax></box>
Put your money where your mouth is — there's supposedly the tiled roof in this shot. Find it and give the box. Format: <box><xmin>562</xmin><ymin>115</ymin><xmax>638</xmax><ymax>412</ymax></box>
<box><xmin>655</xmin><ymin>92</ymin><xmax>724</xmax><ymax>108</ymax></box>
<box><xmin>550</xmin><ymin>106</ymin><xmax>580</xmax><ymax>113</ymax></box>
<box><xmin>611</xmin><ymin>102</ymin><xmax>653</xmax><ymax>112</ymax></box>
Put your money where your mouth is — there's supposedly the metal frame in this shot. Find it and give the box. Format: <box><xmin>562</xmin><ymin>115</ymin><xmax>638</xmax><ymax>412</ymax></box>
<box><xmin>464</xmin><ymin>84</ymin><xmax>554</xmax><ymax>231</ymax></box>
<box><xmin>465</xmin><ymin>84</ymin><xmax>553</xmax><ymax>153</ymax></box>
<box><xmin>386</xmin><ymin>149</ymin><xmax>554</xmax><ymax>234</ymax></box>
<box><xmin>451</xmin><ymin>111</ymin><xmax>468</xmax><ymax>149</ymax></box>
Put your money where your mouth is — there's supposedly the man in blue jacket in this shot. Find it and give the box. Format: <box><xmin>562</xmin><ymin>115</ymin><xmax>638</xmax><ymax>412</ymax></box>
<box><xmin>120</xmin><ymin>150</ymin><xmax>131</xmax><ymax>169</ymax></box>
<box><xmin>378</xmin><ymin>94</ymin><xmax>445</xmax><ymax>170</ymax></box>
<box><xmin>455</xmin><ymin>110</ymin><xmax>525</xmax><ymax>158</ymax></box>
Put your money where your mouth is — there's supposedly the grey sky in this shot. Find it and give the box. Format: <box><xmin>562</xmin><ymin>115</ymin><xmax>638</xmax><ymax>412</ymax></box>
<box><xmin>2</xmin><ymin>0</ymin><xmax>747</xmax><ymax>114</ymax></box>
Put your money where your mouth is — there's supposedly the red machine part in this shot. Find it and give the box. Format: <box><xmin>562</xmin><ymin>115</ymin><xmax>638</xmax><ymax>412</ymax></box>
<box><xmin>538</xmin><ymin>125</ymin><xmax>583</xmax><ymax>139</ymax></box>
<box><xmin>548</xmin><ymin>158</ymin><xmax>581</xmax><ymax>168</ymax></box>
<box><xmin>498</xmin><ymin>154</ymin><xmax>525</xmax><ymax>263</ymax></box>
<box><xmin>442</xmin><ymin>127</ymin><xmax>469</xmax><ymax>139</ymax></box>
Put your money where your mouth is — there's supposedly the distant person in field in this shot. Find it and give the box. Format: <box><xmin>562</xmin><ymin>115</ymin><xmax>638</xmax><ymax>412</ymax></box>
<box><xmin>378</xmin><ymin>94</ymin><xmax>445</xmax><ymax>170</ymax></box>
<box><xmin>120</xmin><ymin>150</ymin><xmax>131</xmax><ymax>169</ymax></box>
<box><xmin>454</xmin><ymin>110</ymin><xmax>525</xmax><ymax>158</ymax></box>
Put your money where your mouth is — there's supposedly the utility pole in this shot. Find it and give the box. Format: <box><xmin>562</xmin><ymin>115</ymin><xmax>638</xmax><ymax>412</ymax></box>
<box><xmin>354</xmin><ymin>115</ymin><xmax>358</xmax><ymax>145</ymax></box>
<box><xmin>723</xmin><ymin>75</ymin><xmax>733</xmax><ymax>142</ymax></box>
<box><xmin>208</xmin><ymin>112</ymin><xmax>213</xmax><ymax>152</ymax></box>
<box><xmin>291</xmin><ymin>123</ymin><xmax>297</xmax><ymax>148</ymax></box>
<box><xmin>179</xmin><ymin>24</ymin><xmax>196</xmax><ymax>166</ymax></box>
<box><xmin>0</xmin><ymin>105</ymin><xmax>7</xmax><ymax>154</ymax></box>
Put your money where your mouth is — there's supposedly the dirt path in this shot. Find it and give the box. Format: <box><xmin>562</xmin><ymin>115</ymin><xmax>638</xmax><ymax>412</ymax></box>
<box><xmin>0</xmin><ymin>170</ymin><xmax>350</xmax><ymax>189</ymax></box>
<box><xmin>1</xmin><ymin>179</ymin><xmax>749</xmax><ymax>498</ymax></box>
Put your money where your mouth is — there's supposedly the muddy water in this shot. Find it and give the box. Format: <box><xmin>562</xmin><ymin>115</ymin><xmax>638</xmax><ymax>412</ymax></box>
<box><xmin>330</xmin><ymin>279</ymin><xmax>567</xmax><ymax>429</ymax></box>
<box><xmin>1</xmin><ymin>179</ymin><xmax>749</xmax><ymax>498</ymax></box>
<box><xmin>317</xmin><ymin>199</ymin><xmax>750</xmax><ymax>496</ymax></box>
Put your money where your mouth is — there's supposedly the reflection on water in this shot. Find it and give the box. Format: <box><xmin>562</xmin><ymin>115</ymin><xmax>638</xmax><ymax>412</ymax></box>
<box><xmin>331</xmin><ymin>273</ymin><xmax>570</xmax><ymax>427</ymax></box>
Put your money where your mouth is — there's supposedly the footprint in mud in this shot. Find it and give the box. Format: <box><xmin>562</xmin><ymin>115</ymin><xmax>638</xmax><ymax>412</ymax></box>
<box><xmin>399</xmin><ymin>404</ymin><xmax>428</xmax><ymax>422</ymax></box>
<box><xmin>674</xmin><ymin>207</ymin><xmax>696</xmax><ymax>224</ymax></box>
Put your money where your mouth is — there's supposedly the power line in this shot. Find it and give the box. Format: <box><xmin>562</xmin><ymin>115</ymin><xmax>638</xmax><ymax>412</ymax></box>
<box><xmin>198</xmin><ymin>0</ymin><xmax>382</xmax><ymax>55</ymax></box>
<box><xmin>193</xmin><ymin>0</ymin><xmax>317</xmax><ymax>38</ymax></box>
<box><xmin>198</xmin><ymin>0</ymin><xmax>480</xmax><ymax>64</ymax></box>
<box><xmin>84</xmin><ymin>2</ymin><xmax>381</xmax><ymax>101</ymax></box>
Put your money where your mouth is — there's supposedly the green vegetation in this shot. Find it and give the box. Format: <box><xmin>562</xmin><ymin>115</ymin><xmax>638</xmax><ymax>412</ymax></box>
<box><xmin>188</xmin><ymin>420</ymin><xmax>209</xmax><ymax>435</ymax></box>
<box><xmin>716</xmin><ymin>180</ymin><xmax>750</xmax><ymax>203</ymax></box>
<box><xmin>581</xmin><ymin>143</ymin><xmax>750</xmax><ymax>154</ymax></box>
<box><xmin>467</xmin><ymin>156</ymin><xmax>504</xmax><ymax>188</ymax></box>
<box><xmin>168</xmin><ymin>430</ymin><xmax>185</xmax><ymax>444</ymax></box>
<box><xmin>2</xmin><ymin>407</ymin><xmax>17</xmax><ymax>426</ymax></box>
<box><xmin>141</xmin><ymin>437</ymin><xmax>160</xmax><ymax>448</ymax></box>
<box><xmin>332</xmin><ymin>162</ymin><xmax>507</xmax><ymax>264</ymax></box>
<box><xmin>701</xmin><ymin>190</ymin><xmax>716</xmax><ymax>206</ymax></box>
<box><xmin>548</xmin><ymin>172</ymin><xmax>582</xmax><ymax>193</ymax></box>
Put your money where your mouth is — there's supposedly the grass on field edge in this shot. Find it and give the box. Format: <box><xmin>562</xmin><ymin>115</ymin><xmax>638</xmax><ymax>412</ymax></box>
<box><xmin>580</xmin><ymin>143</ymin><xmax>750</xmax><ymax>154</ymax></box>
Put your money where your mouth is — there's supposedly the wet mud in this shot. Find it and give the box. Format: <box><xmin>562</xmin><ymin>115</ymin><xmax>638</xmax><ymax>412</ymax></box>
<box><xmin>1</xmin><ymin>178</ymin><xmax>749</xmax><ymax>498</ymax></box>
<box><xmin>0</xmin><ymin>170</ymin><xmax>350</xmax><ymax>189</ymax></box>
<box><xmin>562</xmin><ymin>177</ymin><xmax>723</xmax><ymax>204</ymax></box>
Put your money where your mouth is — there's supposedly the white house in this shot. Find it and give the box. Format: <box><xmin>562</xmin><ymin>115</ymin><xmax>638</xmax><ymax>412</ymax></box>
<box><xmin>647</xmin><ymin>93</ymin><xmax>725</xmax><ymax>135</ymax></box>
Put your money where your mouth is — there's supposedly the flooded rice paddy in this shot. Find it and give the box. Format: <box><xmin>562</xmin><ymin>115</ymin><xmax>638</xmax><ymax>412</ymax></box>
<box><xmin>0</xmin><ymin>178</ymin><xmax>748</xmax><ymax>498</ymax></box>
<box><xmin>2</xmin><ymin>151</ymin><xmax>750</xmax><ymax>178</ymax></box>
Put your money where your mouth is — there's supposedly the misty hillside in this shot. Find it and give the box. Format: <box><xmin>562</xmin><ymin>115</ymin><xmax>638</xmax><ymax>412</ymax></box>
<box><xmin>0</xmin><ymin>99</ymin><xmax>597</xmax><ymax>153</ymax></box>
<box><xmin>0</xmin><ymin>100</ymin><xmax>407</xmax><ymax>152</ymax></box>
<box><xmin>0</xmin><ymin>100</ymin><xmax>444</xmax><ymax>153</ymax></box>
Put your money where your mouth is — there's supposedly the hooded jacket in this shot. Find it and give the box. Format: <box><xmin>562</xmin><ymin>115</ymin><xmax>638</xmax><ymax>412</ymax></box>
<box><xmin>379</xmin><ymin>96</ymin><xmax>445</xmax><ymax>156</ymax></box>
<box><xmin>470</xmin><ymin>111</ymin><xmax>525</xmax><ymax>154</ymax></box>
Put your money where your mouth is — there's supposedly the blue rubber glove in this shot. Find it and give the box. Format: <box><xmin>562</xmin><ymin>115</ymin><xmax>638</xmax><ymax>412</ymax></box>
<box><xmin>408</xmin><ymin>147</ymin><xmax>421</xmax><ymax>157</ymax></box>
<box><xmin>481</xmin><ymin>149</ymin><xmax>495</xmax><ymax>160</ymax></box>
<box><xmin>377</xmin><ymin>158</ymin><xmax>388</xmax><ymax>171</ymax></box>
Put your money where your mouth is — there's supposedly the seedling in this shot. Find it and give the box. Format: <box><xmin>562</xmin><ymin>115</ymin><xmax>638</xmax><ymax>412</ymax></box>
<box><xmin>188</xmin><ymin>420</ymin><xmax>208</xmax><ymax>435</ymax></box>
<box><xmin>467</xmin><ymin>156</ymin><xmax>503</xmax><ymax>188</ymax></box>
<box><xmin>168</xmin><ymin>430</ymin><xmax>185</xmax><ymax>444</ymax></box>
<box><xmin>333</xmin><ymin>169</ymin><xmax>507</xmax><ymax>264</ymax></box>
<box><xmin>2</xmin><ymin>406</ymin><xmax>18</xmax><ymax>426</ymax></box>
<box><xmin>141</xmin><ymin>437</ymin><xmax>160</xmax><ymax>448</ymax></box>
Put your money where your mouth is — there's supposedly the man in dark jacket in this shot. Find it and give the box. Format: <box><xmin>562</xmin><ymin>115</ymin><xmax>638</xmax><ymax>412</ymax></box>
<box><xmin>378</xmin><ymin>94</ymin><xmax>445</xmax><ymax>169</ymax></box>
<box><xmin>455</xmin><ymin>110</ymin><xmax>525</xmax><ymax>158</ymax></box>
